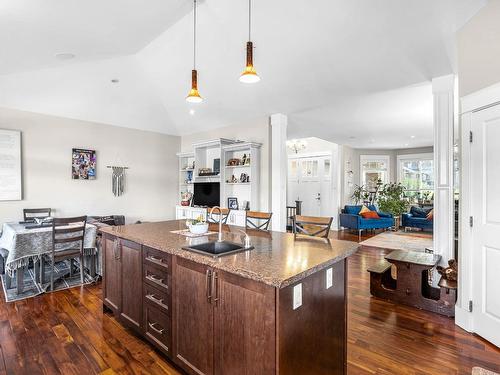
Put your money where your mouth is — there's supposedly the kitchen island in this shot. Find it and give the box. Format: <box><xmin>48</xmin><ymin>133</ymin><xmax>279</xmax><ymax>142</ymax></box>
<box><xmin>100</xmin><ymin>220</ymin><xmax>359</xmax><ymax>375</ymax></box>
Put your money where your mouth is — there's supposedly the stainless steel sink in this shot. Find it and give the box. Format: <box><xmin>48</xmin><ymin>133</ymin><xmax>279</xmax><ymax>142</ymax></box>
<box><xmin>182</xmin><ymin>241</ymin><xmax>253</xmax><ymax>257</ymax></box>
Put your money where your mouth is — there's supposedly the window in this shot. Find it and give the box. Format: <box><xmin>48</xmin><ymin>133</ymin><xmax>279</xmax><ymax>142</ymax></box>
<box><xmin>360</xmin><ymin>155</ymin><xmax>390</xmax><ymax>192</ymax></box>
<box><xmin>397</xmin><ymin>153</ymin><xmax>434</xmax><ymax>203</ymax></box>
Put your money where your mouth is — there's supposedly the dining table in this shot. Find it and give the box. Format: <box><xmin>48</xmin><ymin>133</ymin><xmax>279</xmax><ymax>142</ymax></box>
<box><xmin>0</xmin><ymin>222</ymin><xmax>99</xmax><ymax>294</ymax></box>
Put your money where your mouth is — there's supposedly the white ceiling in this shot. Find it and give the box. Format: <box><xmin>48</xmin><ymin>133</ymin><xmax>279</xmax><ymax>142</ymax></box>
<box><xmin>0</xmin><ymin>0</ymin><xmax>192</xmax><ymax>74</ymax></box>
<box><xmin>0</xmin><ymin>0</ymin><xmax>486</xmax><ymax>148</ymax></box>
<box><xmin>288</xmin><ymin>82</ymin><xmax>434</xmax><ymax>149</ymax></box>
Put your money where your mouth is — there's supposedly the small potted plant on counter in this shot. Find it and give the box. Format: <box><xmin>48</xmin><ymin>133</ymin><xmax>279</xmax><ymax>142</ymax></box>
<box><xmin>186</xmin><ymin>215</ymin><xmax>209</xmax><ymax>235</ymax></box>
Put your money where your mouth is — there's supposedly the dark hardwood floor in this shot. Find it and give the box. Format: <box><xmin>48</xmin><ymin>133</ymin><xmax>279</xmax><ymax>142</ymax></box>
<box><xmin>0</xmin><ymin>230</ymin><xmax>499</xmax><ymax>374</ymax></box>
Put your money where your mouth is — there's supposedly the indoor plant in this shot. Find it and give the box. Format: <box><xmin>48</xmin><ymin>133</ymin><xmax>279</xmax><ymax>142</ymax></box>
<box><xmin>377</xmin><ymin>183</ymin><xmax>409</xmax><ymax>228</ymax></box>
<box><xmin>186</xmin><ymin>215</ymin><xmax>209</xmax><ymax>234</ymax></box>
<box><xmin>351</xmin><ymin>185</ymin><xmax>369</xmax><ymax>205</ymax></box>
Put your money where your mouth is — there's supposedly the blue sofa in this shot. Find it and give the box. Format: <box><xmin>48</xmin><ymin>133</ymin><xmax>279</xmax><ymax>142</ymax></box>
<box><xmin>339</xmin><ymin>205</ymin><xmax>394</xmax><ymax>239</ymax></box>
<box><xmin>402</xmin><ymin>206</ymin><xmax>433</xmax><ymax>231</ymax></box>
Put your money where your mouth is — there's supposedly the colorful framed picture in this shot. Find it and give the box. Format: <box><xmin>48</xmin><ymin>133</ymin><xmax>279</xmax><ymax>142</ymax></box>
<box><xmin>72</xmin><ymin>148</ymin><xmax>96</xmax><ymax>180</ymax></box>
<box><xmin>227</xmin><ymin>197</ymin><xmax>239</xmax><ymax>210</ymax></box>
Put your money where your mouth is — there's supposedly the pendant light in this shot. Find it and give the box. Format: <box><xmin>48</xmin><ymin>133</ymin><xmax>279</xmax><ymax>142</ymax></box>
<box><xmin>239</xmin><ymin>0</ymin><xmax>260</xmax><ymax>83</ymax></box>
<box><xmin>186</xmin><ymin>0</ymin><xmax>203</xmax><ymax>103</ymax></box>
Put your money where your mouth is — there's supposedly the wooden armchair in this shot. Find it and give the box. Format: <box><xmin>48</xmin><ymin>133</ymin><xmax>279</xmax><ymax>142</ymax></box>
<box><xmin>245</xmin><ymin>211</ymin><xmax>272</xmax><ymax>231</ymax></box>
<box><xmin>293</xmin><ymin>215</ymin><xmax>333</xmax><ymax>238</ymax></box>
<box><xmin>41</xmin><ymin>216</ymin><xmax>87</xmax><ymax>291</ymax></box>
<box><xmin>207</xmin><ymin>208</ymin><xmax>231</xmax><ymax>224</ymax></box>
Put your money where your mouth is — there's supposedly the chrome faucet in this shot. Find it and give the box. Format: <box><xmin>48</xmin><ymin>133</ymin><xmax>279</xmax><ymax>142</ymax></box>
<box><xmin>209</xmin><ymin>206</ymin><xmax>223</xmax><ymax>242</ymax></box>
<box><xmin>237</xmin><ymin>229</ymin><xmax>252</xmax><ymax>249</ymax></box>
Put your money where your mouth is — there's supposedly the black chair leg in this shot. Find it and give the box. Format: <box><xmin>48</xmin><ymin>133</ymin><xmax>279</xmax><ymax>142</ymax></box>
<box><xmin>79</xmin><ymin>255</ymin><xmax>85</xmax><ymax>284</ymax></box>
<box><xmin>40</xmin><ymin>257</ymin><xmax>45</xmax><ymax>284</ymax></box>
<box><xmin>50</xmin><ymin>258</ymin><xmax>55</xmax><ymax>292</ymax></box>
<box><xmin>5</xmin><ymin>273</ymin><xmax>12</xmax><ymax>289</ymax></box>
<box><xmin>90</xmin><ymin>254</ymin><xmax>96</xmax><ymax>278</ymax></box>
<box><xmin>16</xmin><ymin>267</ymin><xmax>25</xmax><ymax>294</ymax></box>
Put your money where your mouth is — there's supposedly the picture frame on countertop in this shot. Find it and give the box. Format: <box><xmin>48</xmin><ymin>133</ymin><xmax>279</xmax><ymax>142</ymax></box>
<box><xmin>227</xmin><ymin>197</ymin><xmax>238</xmax><ymax>210</ymax></box>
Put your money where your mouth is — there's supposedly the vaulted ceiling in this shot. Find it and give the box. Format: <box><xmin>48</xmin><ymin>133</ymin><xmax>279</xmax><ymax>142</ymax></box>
<box><xmin>0</xmin><ymin>0</ymin><xmax>486</xmax><ymax>148</ymax></box>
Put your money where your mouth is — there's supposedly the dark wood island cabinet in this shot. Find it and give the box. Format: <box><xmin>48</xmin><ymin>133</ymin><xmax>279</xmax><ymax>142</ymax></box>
<box><xmin>101</xmin><ymin>221</ymin><xmax>358</xmax><ymax>375</ymax></box>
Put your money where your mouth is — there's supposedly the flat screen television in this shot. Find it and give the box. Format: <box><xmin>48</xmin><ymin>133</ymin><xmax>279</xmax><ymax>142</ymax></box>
<box><xmin>193</xmin><ymin>182</ymin><xmax>220</xmax><ymax>207</ymax></box>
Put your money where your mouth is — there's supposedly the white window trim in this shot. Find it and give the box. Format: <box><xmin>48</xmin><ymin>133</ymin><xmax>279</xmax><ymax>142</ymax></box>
<box><xmin>397</xmin><ymin>152</ymin><xmax>433</xmax><ymax>185</ymax></box>
<box><xmin>359</xmin><ymin>155</ymin><xmax>391</xmax><ymax>186</ymax></box>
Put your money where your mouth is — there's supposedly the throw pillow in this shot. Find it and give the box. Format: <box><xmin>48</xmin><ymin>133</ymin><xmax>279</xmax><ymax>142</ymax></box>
<box><xmin>426</xmin><ymin>209</ymin><xmax>434</xmax><ymax>221</ymax></box>
<box><xmin>410</xmin><ymin>206</ymin><xmax>431</xmax><ymax>218</ymax></box>
<box><xmin>359</xmin><ymin>205</ymin><xmax>371</xmax><ymax>214</ymax></box>
<box><xmin>361</xmin><ymin>211</ymin><xmax>380</xmax><ymax>219</ymax></box>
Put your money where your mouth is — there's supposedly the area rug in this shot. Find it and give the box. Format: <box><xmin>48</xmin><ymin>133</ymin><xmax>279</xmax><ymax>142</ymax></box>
<box><xmin>472</xmin><ymin>367</ymin><xmax>500</xmax><ymax>375</ymax></box>
<box><xmin>1</xmin><ymin>260</ymin><xmax>96</xmax><ymax>302</ymax></box>
<box><xmin>360</xmin><ymin>231</ymin><xmax>433</xmax><ymax>252</ymax></box>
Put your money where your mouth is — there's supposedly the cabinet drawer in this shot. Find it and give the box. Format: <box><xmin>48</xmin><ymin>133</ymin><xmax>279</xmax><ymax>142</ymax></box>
<box><xmin>144</xmin><ymin>304</ymin><xmax>171</xmax><ymax>354</ymax></box>
<box><xmin>143</xmin><ymin>246</ymin><xmax>170</xmax><ymax>270</ymax></box>
<box><xmin>144</xmin><ymin>282</ymin><xmax>170</xmax><ymax>315</ymax></box>
<box><xmin>144</xmin><ymin>264</ymin><xmax>170</xmax><ymax>292</ymax></box>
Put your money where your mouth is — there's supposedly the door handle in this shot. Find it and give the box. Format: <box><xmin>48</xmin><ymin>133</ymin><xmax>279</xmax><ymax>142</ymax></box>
<box><xmin>146</xmin><ymin>274</ymin><xmax>165</xmax><ymax>285</ymax></box>
<box><xmin>212</xmin><ymin>271</ymin><xmax>219</xmax><ymax>306</ymax></box>
<box><xmin>146</xmin><ymin>293</ymin><xmax>164</xmax><ymax>305</ymax></box>
<box><xmin>146</xmin><ymin>255</ymin><xmax>167</xmax><ymax>267</ymax></box>
<box><xmin>206</xmin><ymin>269</ymin><xmax>212</xmax><ymax>303</ymax></box>
<box><xmin>148</xmin><ymin>322</ymin><xmax>165</xmax><ymax>335</ymax></box>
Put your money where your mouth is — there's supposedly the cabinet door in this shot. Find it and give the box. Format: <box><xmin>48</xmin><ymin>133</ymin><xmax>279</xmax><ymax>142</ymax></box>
<box><xmin>214</xmin><ymin>271</ymin><xmax>276</xmax><ymax>375</ymax></box>
<box><xmin>232</xmin><ymin>211</ymin><xmax>246</xmax><ymax>227</ymax></box>
<box><xmin>174</xmin><ymin>257</ymin><xmax>214</xmax><ymax>375</ymax></box>
<box><xmin>120</xmin><ymin>239</ymin><xmax>142</xmax><ymax>331</ymax></box>
<box><xmin>103</xmin><ymin>235</ymin><xmax>121</xmax><ymax>313</ymax></box>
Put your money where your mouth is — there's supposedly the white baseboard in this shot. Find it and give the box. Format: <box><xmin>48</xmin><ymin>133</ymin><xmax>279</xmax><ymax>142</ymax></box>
<box><xmin>455</xmin><ymin>305</ymin><xmax>474</xmax><ymax>332</ymax></box>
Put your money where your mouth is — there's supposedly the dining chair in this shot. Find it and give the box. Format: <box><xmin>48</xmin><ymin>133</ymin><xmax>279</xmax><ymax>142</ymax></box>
<box><xmin>23</xmin><ymin>208</ymin><xmax>51</xmax><ymax>222</ymax></box>
<box><xmin>40</xmin><ymin>216</ymin><xmax>87</xmax><ymax>291</ymax></box>
<box><xmin>293</xmin><ymin>215</ymin><xmax>333</xmax><ymax>238</ymax></box>
<box><xmin>245</xmin><ymin>211</ymin><xmax>272</xmax><ymax>230</ymax></box>
<box><xmin>207</xmin><ymin>208</ymin><xmax>231</xmax><ymax>224</ymax></box>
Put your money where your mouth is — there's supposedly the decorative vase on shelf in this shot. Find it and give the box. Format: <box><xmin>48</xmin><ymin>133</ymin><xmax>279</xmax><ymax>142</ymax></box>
<box><xmin>180</xmin><ymin>191</ymin><xmax>193</xmax><ymax>206</ymax></box>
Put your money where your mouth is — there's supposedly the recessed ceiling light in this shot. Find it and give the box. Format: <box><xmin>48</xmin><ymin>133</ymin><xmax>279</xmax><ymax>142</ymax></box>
<box><xmin>404</xmin><ymin>143</ymin><xmax>409</xmax><ymax>147</ymax></box>
<box><xmin>189</xmin><ymin>109</ymin><xmax>195</xmax><ymax>115</ymax></box>
<box><xmin>410</xmin><ymin>135</ymin><xmax>416</xmax><ymax>139</ymax></box>
<box><xmin>111</xmin><ymin>79</ymin><xmax>119</xmax><ymax>83</ymax></box>
<box><xmin>55</xmin><ymin>53</ymin><xmax>75</xmax><ymax>60</ymax></box>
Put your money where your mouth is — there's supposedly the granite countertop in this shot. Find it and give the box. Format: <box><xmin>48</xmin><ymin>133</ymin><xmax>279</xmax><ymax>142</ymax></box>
<box><xmin>100</xmin><ymin>220</ymin><xmax>359</xmax><ymax>288</ymax></box>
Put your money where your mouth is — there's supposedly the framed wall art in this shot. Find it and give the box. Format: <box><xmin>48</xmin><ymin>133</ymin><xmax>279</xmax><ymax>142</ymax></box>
<box><xmin>72</xmin><ymin>148</ymin><xmax>96</xmax><ymax>180</ymax></box>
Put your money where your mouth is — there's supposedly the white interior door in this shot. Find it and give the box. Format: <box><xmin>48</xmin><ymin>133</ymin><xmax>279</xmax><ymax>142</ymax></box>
<box><xmin>287</xmin><ymin>155</ymin><xmax>333</xmax><ymax>217</ymax></box>
<box><xmin>471</xmin><ymin>104</ymin><xmax>500</xmax><ymax>347</ymax></box>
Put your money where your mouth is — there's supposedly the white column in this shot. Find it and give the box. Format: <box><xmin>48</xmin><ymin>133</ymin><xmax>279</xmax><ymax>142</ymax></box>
<box><xmin>432</xmin><ymin>75</ymin><xmax>455</xmax><ymax>265</ymax></box>
<box><xmin>270</xmin><ymin>113</ymin><xmax>288</xmax><ymax>232</ymax></box>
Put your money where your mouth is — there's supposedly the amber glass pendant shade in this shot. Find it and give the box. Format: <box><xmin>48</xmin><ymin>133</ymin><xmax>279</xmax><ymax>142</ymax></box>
<box><xmin>240</xmin><ymin>41</ymin><xmax>260</xmax><ymax>83</ymax></box>
<box><xmin>186</xmin><ymin>69</ymin><xmax>203</xmax><ymax>103</ymax></box>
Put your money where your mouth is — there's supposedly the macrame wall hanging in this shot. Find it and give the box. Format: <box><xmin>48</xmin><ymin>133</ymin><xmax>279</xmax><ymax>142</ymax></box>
<box><xmin>107</xmin><ymin>165</ymin><xmax>129</xmax><ymax>197</ymax></box>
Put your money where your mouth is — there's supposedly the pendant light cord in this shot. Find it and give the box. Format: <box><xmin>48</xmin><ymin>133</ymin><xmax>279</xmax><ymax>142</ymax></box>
<box><xmin>248</xmin><ymin>0</ymin><xmax>252</xmax><ymax>41</ymax></box>
<box><xmin>193</xmin><ymin>0</ymin><xmax>197</xmax><ymax>69</ymax></box>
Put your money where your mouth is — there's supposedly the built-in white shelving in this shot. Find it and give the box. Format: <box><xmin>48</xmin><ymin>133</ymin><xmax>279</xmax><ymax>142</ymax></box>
<box><xmin>176</xmin><ymin>139</ymin><xmax>261</xmax><ymax>212</ymax></box>
<box><xmin>221</xmin><ymin>142</ymin><xmax>261</xmax><ymax>211</ymax></box>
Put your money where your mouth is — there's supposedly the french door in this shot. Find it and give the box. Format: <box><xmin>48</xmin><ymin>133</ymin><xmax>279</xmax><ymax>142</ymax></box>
<box><xmin>288</xmin><ymin>155</ymin><xmax>332</xmax><ymax>217</ymax></box>
<box><xmin>470</xmin><ymin>103</ymin><xmax>500</xmax><ymax>347</ymax></box>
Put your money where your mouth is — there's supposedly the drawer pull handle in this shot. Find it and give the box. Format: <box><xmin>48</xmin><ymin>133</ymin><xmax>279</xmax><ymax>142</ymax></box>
<box><xmin>148</xmin><ymin>322</ymin><xmax>165</xmax><ymax>335</ymax></box>
<box><xmin>146</xmin><ymin>274</ymin><xmax>164</xmax><ymax>284</ymax></box>
<box><xmin>147</xmin><ymin>255</ymin><xmax>167</xmax><ymax>266</ymax></box>
<box><xmin>146</xmin><ymin>294</ymin><xmax>164</xmax><ymax>305</ymax></box>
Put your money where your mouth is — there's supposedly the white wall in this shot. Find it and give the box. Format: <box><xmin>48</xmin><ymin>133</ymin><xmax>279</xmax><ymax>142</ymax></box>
<box><xmin>458</xmin><ymin>0</ymin><xmax>500</xmax><ymax>97</ymax></box>
<box><xmin>0</xmin><ymin>107</ymin><xmax>180</xmax><ymax>226</ymax></box>
<box><xmin>341</xmin><ymin>145</ymin><xmax>434</xmax><ymax>206</ymax></box>
<box><xmin>181</xmin><ymin>117</ymin><xmax>271</xmax><ymax>211</ymax></box>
